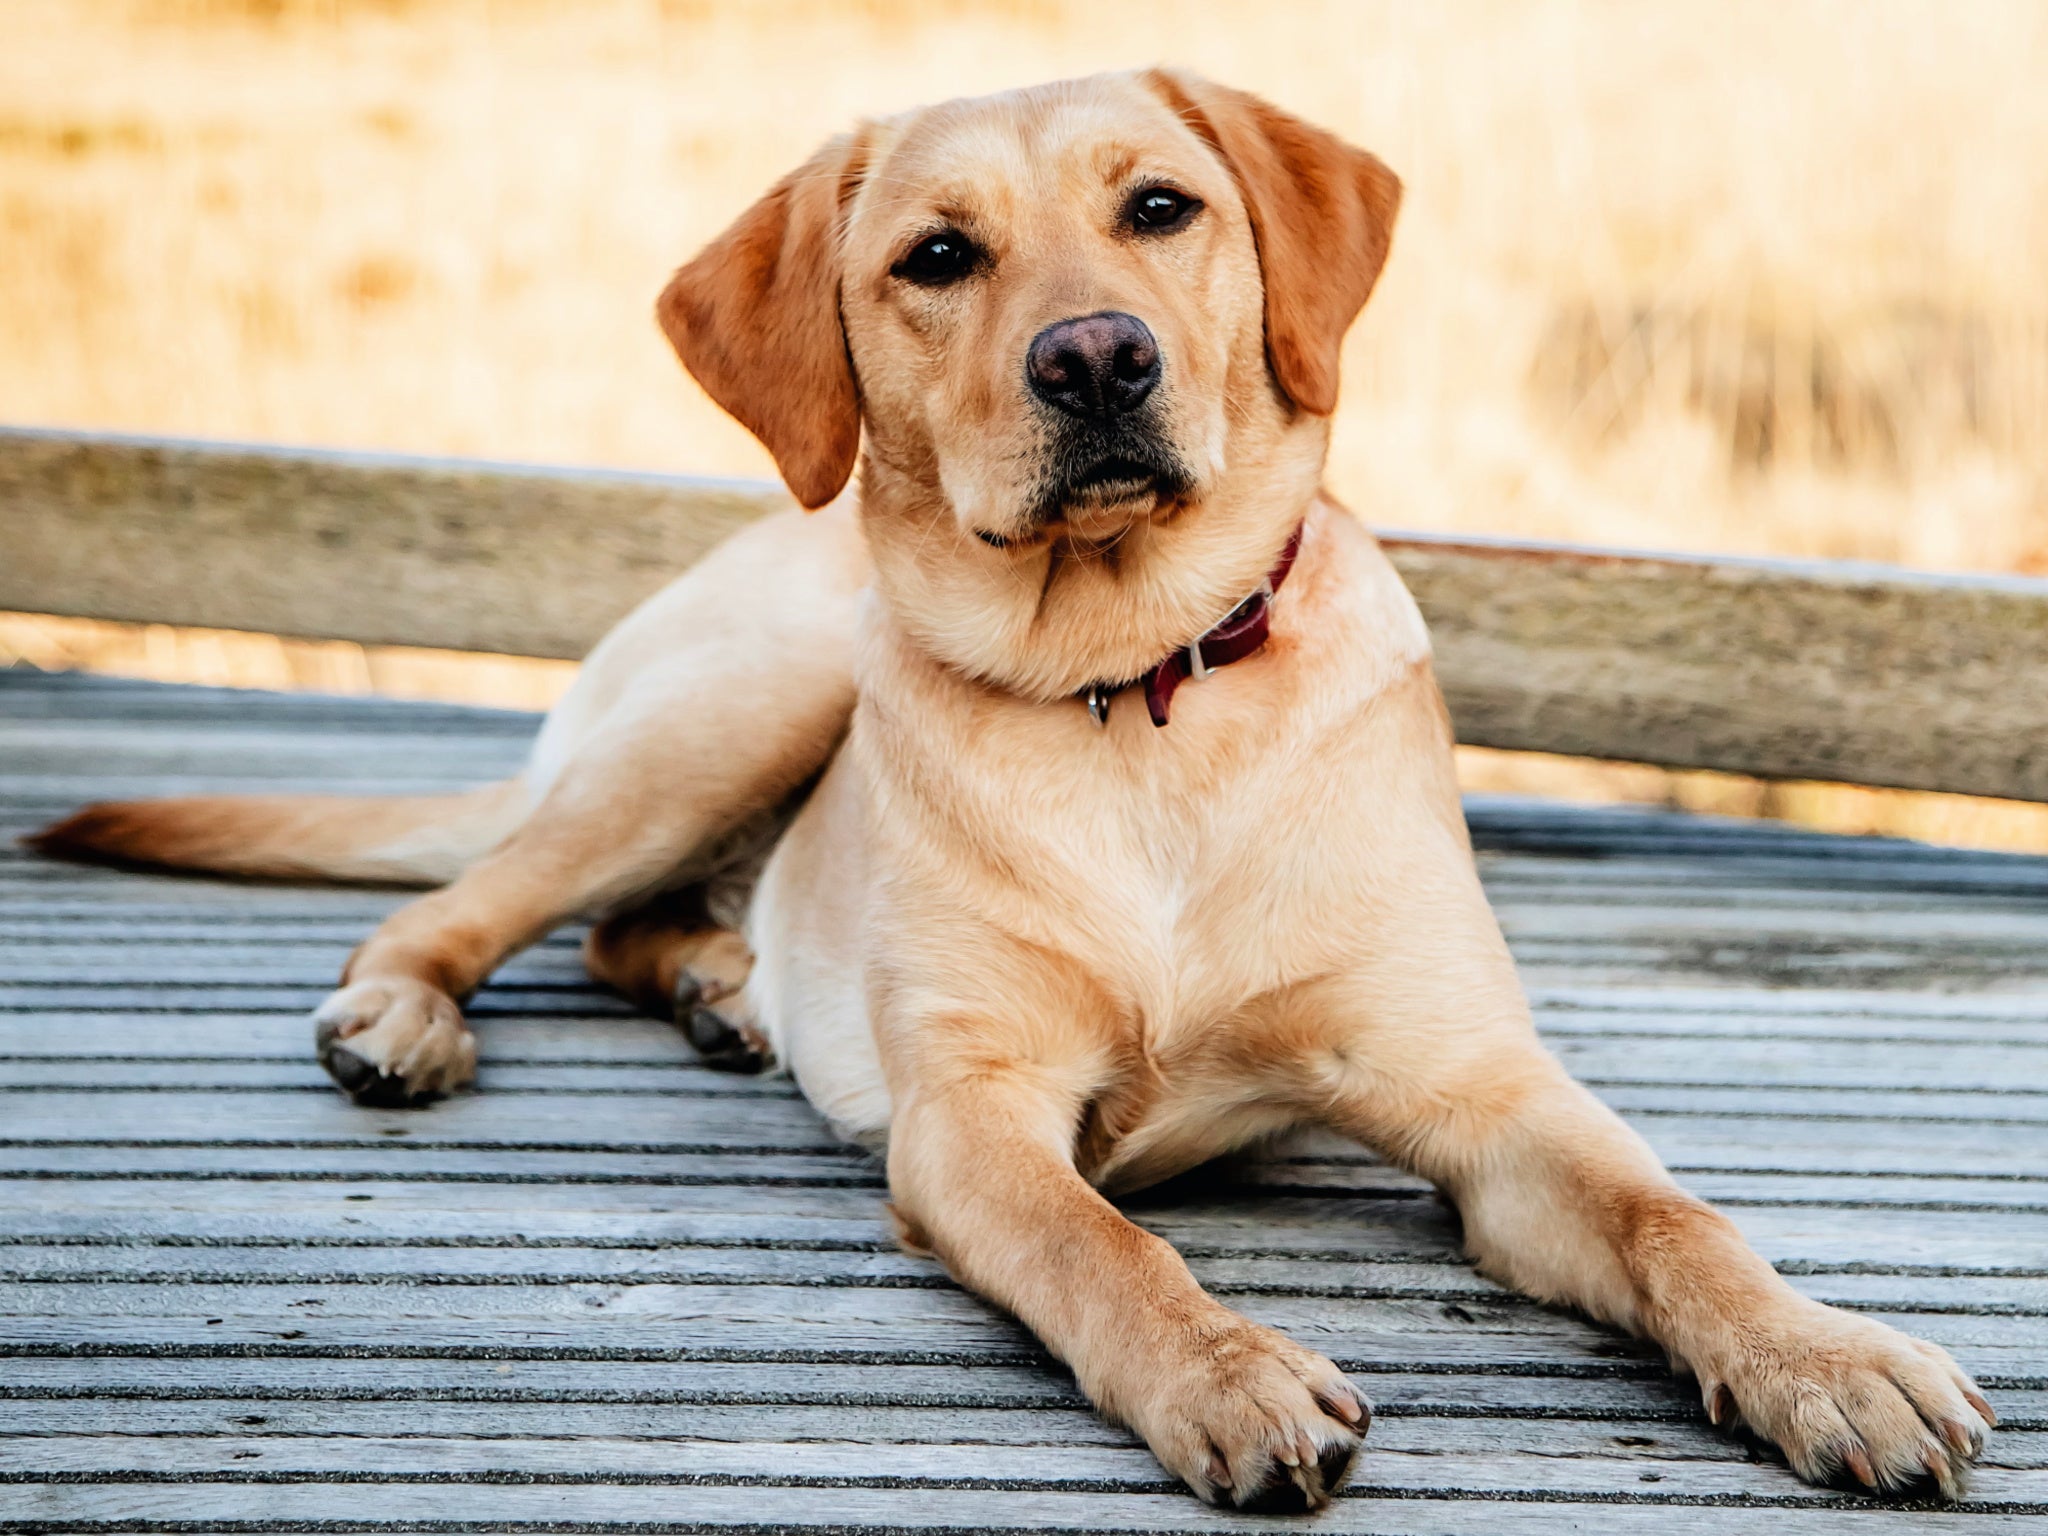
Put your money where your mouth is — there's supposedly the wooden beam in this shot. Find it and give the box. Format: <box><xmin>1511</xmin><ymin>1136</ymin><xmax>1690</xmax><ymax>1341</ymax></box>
<box><xmin>6</xmin><ymin>427</ymin><xmax>2047</xmax><ymax>801</ymax></box>
<box><xmin>0</xmin><ymin>427</ymin><xmax>788</xmax><ymax>661</ymax></box>
<box><xmin>1381</xmin><ymin>534</ymin><xmax>2048</xmax><ymax>803</ymax></box>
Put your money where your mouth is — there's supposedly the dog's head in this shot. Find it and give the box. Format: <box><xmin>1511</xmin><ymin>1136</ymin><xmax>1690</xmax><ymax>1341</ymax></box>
<box><xmin>659</xmin><ymin>71</ymin><xmax>1399</xmax><ymax>546</ymax></box>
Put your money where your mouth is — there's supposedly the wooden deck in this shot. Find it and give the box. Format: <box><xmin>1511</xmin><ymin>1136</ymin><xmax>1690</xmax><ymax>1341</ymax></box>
<box><xmin>2</xmin><ymin>665</ymin><xmax>2045</xmax><ymax>1533</ymax></box>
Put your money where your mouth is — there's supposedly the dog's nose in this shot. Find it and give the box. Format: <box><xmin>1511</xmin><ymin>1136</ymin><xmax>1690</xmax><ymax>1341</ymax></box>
<box><xmin>1026</xmin><ymin>311</ymin><xmax>1160</xmax><ymax>419</ymax></box>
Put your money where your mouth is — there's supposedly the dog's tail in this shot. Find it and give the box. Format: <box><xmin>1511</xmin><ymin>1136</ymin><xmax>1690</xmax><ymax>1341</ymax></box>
<box><xmin>24</xmin><ymin>780</ymin><xmax>530</xmax><ymax>886</ymax></box>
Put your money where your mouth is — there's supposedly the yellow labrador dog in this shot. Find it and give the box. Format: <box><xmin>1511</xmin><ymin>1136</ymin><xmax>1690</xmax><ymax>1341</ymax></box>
<box><xmin>35</xmin><ymin>71</ymin><xmax>1992</xmax><ymax>1512</ymax></box>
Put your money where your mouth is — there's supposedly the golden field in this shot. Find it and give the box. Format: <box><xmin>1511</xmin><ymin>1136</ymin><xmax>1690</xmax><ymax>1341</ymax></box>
<box><xmin>4</xmin><ymin>0</ymin><xmax>2047</xmax><ymax>847</ymax></box>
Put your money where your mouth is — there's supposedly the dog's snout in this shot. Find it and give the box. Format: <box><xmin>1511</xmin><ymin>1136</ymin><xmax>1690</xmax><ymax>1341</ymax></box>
<box><xmin>1026</xmin><ymin>312</ymin><xmax>1160</xmax><ymax>419</ymax></box>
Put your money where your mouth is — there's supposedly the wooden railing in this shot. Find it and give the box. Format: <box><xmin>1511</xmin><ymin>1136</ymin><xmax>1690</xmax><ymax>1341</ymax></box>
<box><xmin>5</xmin><ymin>425</ymin><xmax>2045</xmax><ymax>802</ymax></box>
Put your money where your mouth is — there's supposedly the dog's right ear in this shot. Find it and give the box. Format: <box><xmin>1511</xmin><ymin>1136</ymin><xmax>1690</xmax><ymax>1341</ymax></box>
<box><xmin>657</xmin><ymin>132</ymin><xmax>868</xmax><ymax>510</ymax></box>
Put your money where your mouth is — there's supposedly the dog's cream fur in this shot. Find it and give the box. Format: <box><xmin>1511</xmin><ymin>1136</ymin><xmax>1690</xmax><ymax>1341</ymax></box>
<box><xmin>34</xmin><ymin>71</ymin><xmax>1992</xmax><ymax>1511</ymax></box>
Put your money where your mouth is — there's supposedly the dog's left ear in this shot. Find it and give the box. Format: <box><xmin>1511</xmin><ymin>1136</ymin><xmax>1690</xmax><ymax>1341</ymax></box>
<box><xmin>657</xmin><ymin>131</ymin><xmax>869</xmax><ymax>509</ymax></box>
<box><xmin>1144</xmin><ymin>71</ymin><xmax>1401</xmax><ymax>416</ymax></box>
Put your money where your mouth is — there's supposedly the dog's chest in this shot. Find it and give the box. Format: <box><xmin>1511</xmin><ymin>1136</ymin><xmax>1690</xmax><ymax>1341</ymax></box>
<box><xmin>894</xmin><ymin>686</ymin><xmax>1368</xmax><ymax>1041</ymax></box>
<box><xmin>995</xmin><ymin>710</ymin><xmax>1410</xmax><ymax>1187</ymax></box>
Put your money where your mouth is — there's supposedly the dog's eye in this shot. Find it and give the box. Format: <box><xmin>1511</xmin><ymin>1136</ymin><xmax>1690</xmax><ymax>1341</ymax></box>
<box><xmin>1129</xmin><ymin>186</ymin><xmax>1201</xmax><ymax>232</ymax></box>
<box><xmin>893</xmin><ymin>228</ymin><xmax>982</xmax><ymax>286</ymax></box>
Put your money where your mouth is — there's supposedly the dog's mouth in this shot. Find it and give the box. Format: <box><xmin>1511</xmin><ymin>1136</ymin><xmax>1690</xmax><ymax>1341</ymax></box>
<box><xmin>1069</xmin><ymin>455</ymin><xmax>1165</xmax><ymax>497</ymax></box>
<box><xmin>1026</xmin><ymin>436</ymin><xmax>1194</xmax><ymax>532</ymax></box>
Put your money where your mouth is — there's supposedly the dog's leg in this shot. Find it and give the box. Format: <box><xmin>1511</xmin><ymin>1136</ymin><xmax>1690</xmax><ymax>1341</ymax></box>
<box><xmin>313</xmin><ymin>511</ymin><xmax>864</xmax><ymax>1106</ymax></box>
<box><xmin>315</xmin><ymin>690</ymin><xmax>829</xmax><ymax>1103</ymax></box>
<box><xmin>1307</xmin><ymin>924</ymin><xmax>1994</xmax><ymax>1496</ymax></box>
<box><xmin>887</xmin><ymin>1052</ymin><xmax>1367</xmax><ymax>1510</ymax></box>
<box><xmin>583</xmin><ymin>893</ymin><xmax>766</xmax><ymax>1072</ymax></box>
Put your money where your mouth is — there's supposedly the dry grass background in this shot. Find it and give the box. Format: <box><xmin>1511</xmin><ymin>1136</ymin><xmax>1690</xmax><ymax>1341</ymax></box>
<box><xmin>4</xmin><ymin>0</ymin><xmax>2047</xmax><ymax>846</ymax></box>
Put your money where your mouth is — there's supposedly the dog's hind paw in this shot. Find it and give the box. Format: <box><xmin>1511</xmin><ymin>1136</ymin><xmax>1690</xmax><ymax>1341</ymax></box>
<box><xmin>674</xmin><ymin>955</ymin><xmax>772</xmax><ymax>1074</ymax></box>
<box><xmin>313</xmin><ymin>977</ymin><xmax>476</xmax><ymax>1106</ymax></box>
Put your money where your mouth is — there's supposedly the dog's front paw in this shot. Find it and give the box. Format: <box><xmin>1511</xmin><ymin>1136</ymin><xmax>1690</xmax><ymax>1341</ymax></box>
<box><xmin>313</xmin><ymin>977</ymin><xmax>476</xmax><ymax>1106</ymax></box>
<box><xmin>1121</xmin><ymin>1319</ymin><xmax>1368</xmax><ymax>1511</ymax></box>
<box><xmin>1701</xmin><ymin>1298</ymin><xmax>1993</xmax><ymax>1497</ymax></box>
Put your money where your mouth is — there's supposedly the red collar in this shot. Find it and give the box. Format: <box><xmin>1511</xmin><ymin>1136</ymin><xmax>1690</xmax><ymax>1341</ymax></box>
<box><xmin>1082</xmin><ymin>524</ymin><xmax>1304</xmax><ymax>728</ymax></box>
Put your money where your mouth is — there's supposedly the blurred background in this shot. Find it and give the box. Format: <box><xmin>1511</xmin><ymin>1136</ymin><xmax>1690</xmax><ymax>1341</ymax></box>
<box><xmin>5</xmin><ymin>0</ymin><xmax>2046</xmax><ymax>845</ymax></box>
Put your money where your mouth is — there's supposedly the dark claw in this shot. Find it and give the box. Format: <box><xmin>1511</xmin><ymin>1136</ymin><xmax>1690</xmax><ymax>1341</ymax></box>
<box><xmin>317</xmin><ymin>1041</ymin><xmax>432</xmax><ymax>1108</ymax></box>
<box><xmin>672</xmin><ymin>971</ymin><xmax>705</xmax><ymax>1016</ymax></box>
<box><xmin>1963</xmin><ymin>1388</ymin><xmax>1998</xmax><ymax>1428</ymax></box>
<box><xmin>1839</xmin><ymin>1441</ymin><xmax>1877</xmax><ymax>1489</ymax></box>
<box><xmin>1316</xmin><ymin>1433</ymin><xmax>1359</xmax><ymax>1494</ymax></box>
<box><xmin>1237</xmin><ymin>1460</ymin><xmax>1321</xmax><ymax>1514</ymax></box>
<box><xmin>1319</xmin><ymin>1380</ymin><xmax>1372</xmax><ymax>1431</ymax></box>
<box><xmin>1232</xmin><ymin>1434</ymin><xmax>1356</xmax><ymax>1514</ymax></box>
<box><xmin>684</xmin><ymin>1004</ymin><xmax>770</xmax><ymax>1074</ymax></box>
<box><xmin>1709</xmin><ymin>1382</ymin><xmax>1738</xmax><ymax>1427</ymax></box>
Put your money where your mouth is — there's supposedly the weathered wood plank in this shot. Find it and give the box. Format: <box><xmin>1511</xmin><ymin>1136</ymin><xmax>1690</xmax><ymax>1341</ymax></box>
<box><xmin>0</xmin><ymin>776</ymin><xmax>505</xmax><ymax>803</ymax></box>
<box><xmin>0</xmin><ymin>944</ymin><xmax>587</xmax><ymax>983</ymax></box>
<box><xmin>5</xmin><ymin>1082</ymin><xmax>2046</xmax><ymax>1140</ymax></box>
<box><xmin>9</xmin><ymin>1032</ymin><xmax>2048</xmax><ymax>1097</ymax></box>
<box><xmin>0</xmin><ymin>1280</ymin><xmax>2037</xmax><ymax>1366</ymax></box>
<box><xmin>0</xmin><ymin>1403</ymin><xmax>1151</xmax><ymax>1447</ymax></box>
<box><xmin>0</xmin><ymin>1061</ymin><xmax>795</xmax><ymax>1093</ymax></box>
<box><xmin>0</xmin><ymin>1234</ymin><xmax>2026</xmax><ymax>1314</ymax></box>
<box><xmin>5</xmin><ymin>1093</ymin><xmax>2044</xmax><ymax>1184</ymax></box>
<box><xmin>13</xmin><ymin>1355</ymin><xmax>2038</xmax><ymax>1422</ymax></box>
<box><xmin>1253</xmin><ymin>1162</ymin><xmax>2048</xmax><ymax>1212</ymax></box>
<box><xmin>2</xmin><ymin>1183</ymin><xmax>2044</xmax><ymax>1270</ymax></box>
<box><xmin>0</xmin><ymin>1013</ymin><xmax>691</xmax><ymax>1062</ymax></box>
<box><xmin>16</xmin><ymin>916</ymin><xmax>2048</xmax><ymax>986</ymax></box>
<box><xmin>0</xmin><ymin>1194</ymin><xmax>2035</xmax><ymax>1273</ymax></box>
<box><xmin>1393</xmin><ymin>534</ymin><xmax>2048</xmax><ymax>800</ymax></box>
<box><xmin>1529</xmin><ymin>986</ymin><xmax>2048</xmax><ymax>1024</ymax></box>
<box><xmin>12</xmin><ymin>1011</ymin><xmax>2045</xmax><ymax>1071</ymax></box>
<box><xmin>0</xmin><ymin>1144</ymin><xmax>885</xmax><ymax>1185</ymax></box>
<box><xmin>14</xmin><ymin>1392</ymin><xmax>2035</xmax><ymax>1442</ymax></box>
<box><xmin>1592</xmin><ymin>1082</ymin><xmax>2048</xmax><ymax>1124</ymax></box>
<box><xmin>8</xmin><ymin>1133</ymin><xmax>2025</xmax><ymax>1195</ymax></box>
<box><xmin>6</xmin><ymin>1482</ymin><xmax>2045</xmax><ymax>1533</ymax></box>
<box><xmin>7</xmin><ymin>1413</ymin><xmax>2041</xmax><ymax>1468</ymax></box>
<box><xmin>0</xmin><ymin>1421</ymin><xmax>1844</xmax><ymax>1474</ymax></box>
<box><xmin>10</xmin><ymin>879</ymin><xmax>2042</xmax><ymax>933</ymax></box>
<box><xmin>0</xmin><ymin>1307</ymin><xmax>1703</xmax><ymax>1378</ymax></box>
<box><xmin>0</xmin><ymin>426</ymin><xmax>786</xmax><ymax>660</ymax></box>
<box><xmin>11</xmin><ymin>955</ymin><xmax>2045</xmax><ymax>1002</ymax></box>
<box><xmin>5</xmin><ymin>1434</ymin><xmax>2046</xmax><ymax>1506</ymax></box>
<box><xmin>0</xmin><ymin>985</ymin><xmax>640</xmax><ymax>1015</ymax></box>
<box><xmin>16</xmin><ymin>1169</ymin><xmax>2048</xmax><ymax>1237</ymax></box>
<box><xmin>0</xmin><ymin>668</ymin><xmax>541</xmax><ymax>730</ymax></box>
<box><xmin>1496</xmin><ymin>903</ymin><xmax>2048</xmax><ymax>945</ymax></box>
<box><xmin>8</xmin><ymin>996</ymin><xmax>2048</xmax><ymax>1053</ymax></box>
<box><xmin>13</xmin><ymin>428</ymin><xmax>2048</xmax><ymax>797</ymax></box>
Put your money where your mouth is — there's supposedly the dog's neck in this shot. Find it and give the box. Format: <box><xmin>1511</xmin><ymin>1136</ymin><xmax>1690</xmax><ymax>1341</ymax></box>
<box><xmin>856</xmin><ymin>425</ymin><xmax>1329</xmax><ymax>703</ymax></box>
